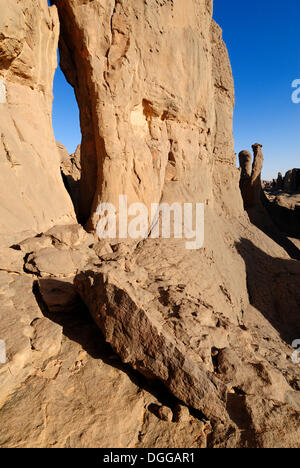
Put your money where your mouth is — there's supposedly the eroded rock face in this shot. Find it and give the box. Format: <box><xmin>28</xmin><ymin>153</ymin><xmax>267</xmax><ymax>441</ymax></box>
<box><xmin>0</xmin><ymin>226</ymin><xmax>211</xmax><ymax>448</ymax></box>
<box><xmin>238</xmin><ymin>143</ymin><xmax>264</xmax><ymax>209</ymax></box>
<box><xmin>74</xmin><ymin>261</ymin><xmax>229</xmax><ymax>423</ymax></box>
<box><xmin>1</xmin><ymin>221</ymin><xmax>300</xmax><ymax>448</ymax></box>
<box><xmin>74</xmin><ymin>235</ymin><xmax>300</xmax><ymax>447</ymax></box>
<box><xmin>0</xmin><ymin>0</ymin><xmax>75</xmax><ymax>245</ymax></box>
<box><xmin>268</xmin><ymin>168</ymin><xmax>300</xmax><ymax>195</ymax></box>
<box><xmin>54</xmin><ymin>0</ymin><xmax>237</xmax><ymax>228</ymax></box>
<box><xmin>47</xmin><ymin>0</ymin><xmax>300</xmax><ymax>447</ymax></box>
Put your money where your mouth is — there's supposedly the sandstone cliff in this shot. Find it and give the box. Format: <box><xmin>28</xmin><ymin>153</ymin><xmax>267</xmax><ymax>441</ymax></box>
<box><xmin>0</xmin><ymin>0</ymin><xmax>299</xmax><ymax>449</ymax></box>
<box><xmin>0</xmin><ymin>0</ymin><xmax>75</xmax><ymax>245</ymax></box>
<box><xmin>54</xmin><ymin>0</ymin><xmax>239</xmax><ymax>229</ymax></box>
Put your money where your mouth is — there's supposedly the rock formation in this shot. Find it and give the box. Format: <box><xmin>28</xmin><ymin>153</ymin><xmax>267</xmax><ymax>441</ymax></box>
<box><xmin>239</xmin><ymin>144</ymin><xmax>300</xmax><ymax>259</ymax></box>
<box><xmin>238</xmin><ymin>143</ymin><xmax>264</xmax><ymax>209</ymax></box>
<box><xmin>276</xmin><ymin>172</ymin><xmax>284</xmax><ymax>190</ymax></box>
<box><xmin>0</xmin><ymin>0</ymin><xmax>75</xmax><ymax>245</ymax></box>
<box><xmin>54</xmin><ymin>0</ymin><xmax>237</xmax><ymax>230</ymax></box>
<box><xmin>0</xmin><ymin>0</ymin><xmax>300</xmax><ymax>449</ymax></box>
<box><xmin>268</xmin><ymin>168</ymin><xmax>300</xmax><ymax>194</ymax></box>
<box><xmin>239</xmin><ymin>150</ymin><xmax>254</xmax><ymax>207</ymax></box>
<box><xmin>263</xmin><ymin>168</ymin><xmax>300</xmax><ymax>240</ymax></box>
<box><xmin>57</xmin><ymin>142</ymin><xmax>81</xmax><ymax>218</ymax></box>
<box><xmin>284</xmin><ymin>169</ymin><xmax>300</xmax><ymax>193</ymax></box>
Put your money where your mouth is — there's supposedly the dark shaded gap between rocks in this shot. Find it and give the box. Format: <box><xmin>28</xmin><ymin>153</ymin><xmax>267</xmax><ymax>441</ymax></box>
<box><xmin>52</xmin><ymin>55</ymin><xmax>82</xmax><ymax>223</ymax></box>
<box><xmin>236</xmin><ymin>238</ymin><xmax>300</xmax><ymax>344</ymax></box>
<box><xmin>246</xmin><ymin>201</ymin><xmax>300</xmax><ymax>261</ymax></box>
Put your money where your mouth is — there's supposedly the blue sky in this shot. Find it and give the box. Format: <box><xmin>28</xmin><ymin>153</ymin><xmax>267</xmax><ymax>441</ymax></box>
<box><xmin>52</xmin><ymin>61</ymin><xmax>81</xmax><ymax>155</ymax></box>
<box><xmin>214</xmin><ymin>0</ymin><xmax>300</xmax><ymax>179</ymax></box>
<box><xmin>52</xmin><ymin>0</ymin><xmax>300</xmax><ymax>180</ymax></box>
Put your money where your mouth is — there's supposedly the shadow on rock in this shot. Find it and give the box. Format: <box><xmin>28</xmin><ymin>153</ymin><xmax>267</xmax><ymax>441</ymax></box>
<box><xmin>262</xmin><ymin>195</ymin><xmax>300</xmax><ymax>240</ymax></box>
<box><xmin>239</xmin><ymin>144</ymin><xmax>300</xmax><ymax>260</ymax></box>
<box><xmin>236</xmin><ymin>238</ymin><xmax>300</xmax><ymax>343</ymax></box>
<box><xmin>246</xmin><ymin>204</ymin><xmax>300</xmax><ymax>260</ymax></box>
<box><xmin>32</xmin><ymin>278</ymin><xmax>187</xmax><ymax>417</ymax></box>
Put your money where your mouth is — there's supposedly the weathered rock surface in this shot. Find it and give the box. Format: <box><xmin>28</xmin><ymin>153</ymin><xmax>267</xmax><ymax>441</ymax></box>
<box><xmin>75</xmin><ymin>260</ymin><xmax>229</xmax><ymax>423</ymax></box>
<box><xmin>0</xmin><ymin>285</ymin><xmax>203</xmax><ymax>448</ymax></box>
<box><xmin>54</xmin><ymin>0</ymin><xmax>238</xmax><ymax>229</ymax></box>
<box><xmin>0</xmin><ymin>226</ymin><xmax>210</xmax><ymax>448</ymax></box>
<box><xmin>0</xmin><ymin>0</ymin><xmax>75</xmax><ymax>244</ymax></box>
<box><xmin>74</xmin><ymin>235</ymin><xmax>300</xmax><ymax>447</ymax></box>
<box><xmin>1</xmin><ymin>221</ymin><xmax>300</xmax><ymax>448</ymax></box>
<box><xmin>20</xmin><ymin>224</ymin><xmax>96</xmax><ymax>277</ymax></box>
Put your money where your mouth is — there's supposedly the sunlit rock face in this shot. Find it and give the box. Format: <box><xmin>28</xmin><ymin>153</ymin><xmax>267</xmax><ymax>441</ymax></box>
<box><xmin>47</xmin><ymin>0</ymin><xmax>300</xmax><ymax>449</ymax></box>
<box><xmin>0</xmin><ymin>0</ymin><xmax>75</xmax><ymax>245</ymax></box>
<box><xmin>54</xmin><ymin>0</ymin><xmax>239</xmax><ymax>229</ymax></box>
